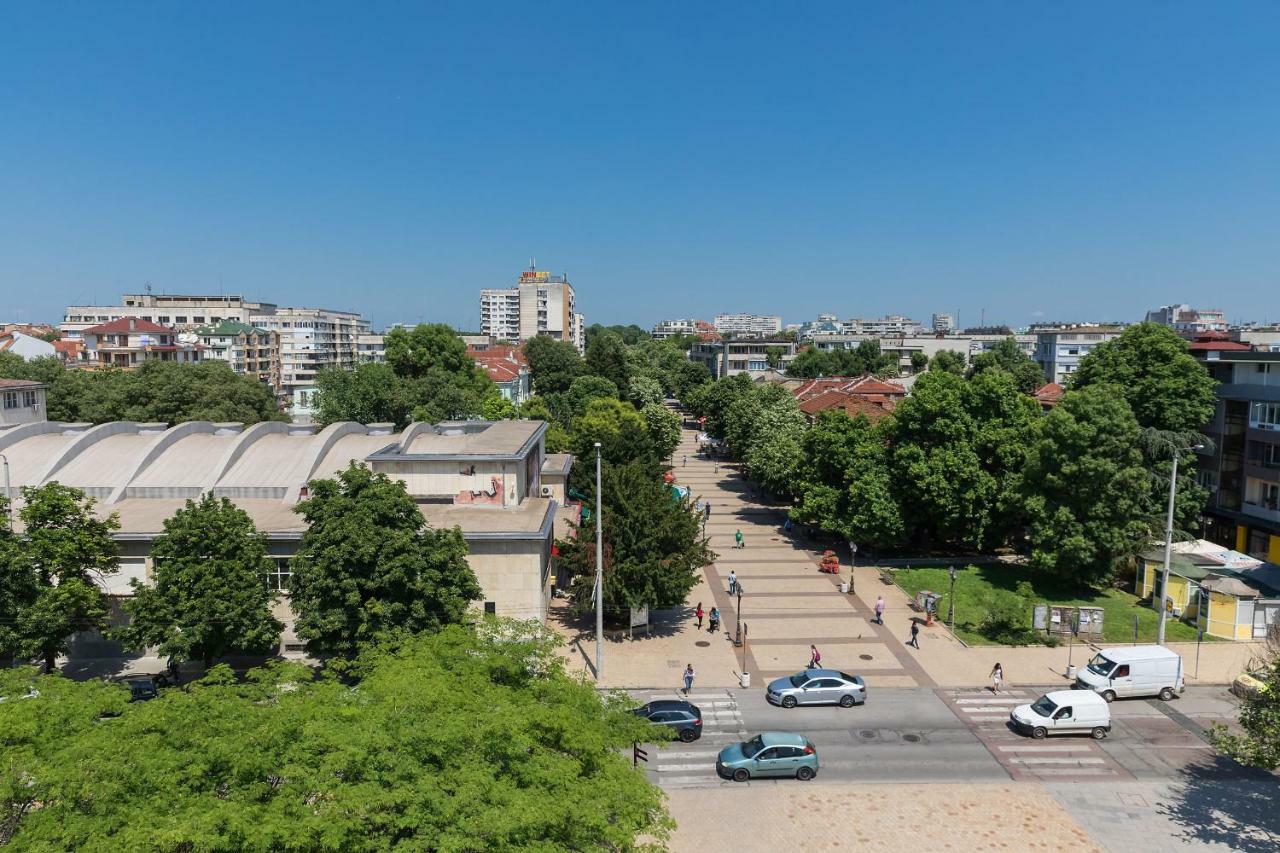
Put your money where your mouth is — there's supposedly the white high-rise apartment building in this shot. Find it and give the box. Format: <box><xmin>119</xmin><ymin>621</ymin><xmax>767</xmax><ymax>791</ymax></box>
<box><xmin>62</xmin><ymin>292</ymin><xmax>278</xmax><ymax>339</ymax></box>
<box><xmin>479</xmin><ymin>268</ymin><xmax>584</xmax><ymax>353</ymax></box>
<box><xmin>713</xmin><ymin>313</ymin><xmax>783</xmax><ymax>337</ymax></box>
<box><xmin>250</xmin><ymin>307</ymin><xmax>371</xmax><ymax>415</ymax></box>
<box><xmin>932</xmin><ymin>313</ymin><xmax>956</xmax><ymax>333</ymax></box>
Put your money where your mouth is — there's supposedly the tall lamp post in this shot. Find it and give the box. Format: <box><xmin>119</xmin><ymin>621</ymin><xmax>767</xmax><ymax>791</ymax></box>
<box><xmin>594</xmin><ymin>442</ymin><xmax>604</xmax><ymax>679</ymax></box>
<box><xmin>1157</xmin><ymin>441</ymin><xmax>1205</xmax><ymax>646</ymax></box>
<box><xmin>0</xmin><ymin>453</ymin><xmax>12</xmax><ymax>531</ymax></box>
<box><xmin>734</xmin><ymin>583</ymin><xmax>744</xmax><ymax>646</ymax></box>
<box><xmin>847</xmin><ymin>541</ymin><xmax>857</xmax><ymax>597</ymax></box>
<box><xmin>947</xmin><ymin>565</ymin><xmax>957</xmax><ymax>630</ymax></box>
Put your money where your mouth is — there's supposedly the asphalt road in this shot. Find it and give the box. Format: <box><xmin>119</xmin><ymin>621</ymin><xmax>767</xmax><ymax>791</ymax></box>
<box><xmin>632</xmin><ymin>685</ymin><xmax>1245</xmax><ymax>789</ymax></box>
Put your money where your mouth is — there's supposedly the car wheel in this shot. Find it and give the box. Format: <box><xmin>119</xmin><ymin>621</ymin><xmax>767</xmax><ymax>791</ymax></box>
<box><xmin>1101</xmin><ymin>690</ymin><xmax>1116</xmax><ymax>703</ymax></box>
<box><xmin>732</xmin><ymin>768</ymin><xmax>750</xmax><ymax>783</ymax></box>
<box><xmin>796</xmin><ymin>766</ymin><xmax>815</xmax><ymax>781</ymax></box>
<box><xmin>1032</xmin><ymin>726</ymin><xmax>1047</xmax><ymax>740</ymax></box>
<box><xmin>1158</xmin><ymin>687</ymin><xmax>1175</xmax><ymax>702</ymax></box>
<box><xmin>838</xmin><ymin>694</ymin><xmax>856</xmax><ymax>708</ymax></box>
<box><xmin>679</xmin><ymin>728</ymin><xmax>698</xmax><ymax>743</ymax></box>
<box><xmin>1091</xmin><ymin>726</ymin><xmax>1107</xmax><ymax>740</ymax></box>
<box><xmin>781</xmin><ymin>695</ymin><xmax>798</xmax><ymax>709</ymax></box>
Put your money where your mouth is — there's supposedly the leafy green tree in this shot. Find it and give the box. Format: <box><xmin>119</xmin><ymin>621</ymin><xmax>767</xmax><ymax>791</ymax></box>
<box><xmin>569</xmin><ymin>398</ymin><xmax>657</xmax><ymax>486</ymax></box>
<box><xmin>410</xmin><ymin>369</ymin><xmax>494</xmax><ymax>422</ymax></box>
<box><xmin>641</xmin><ymin>403</ymin><xmax>681</xmax><ymax>461</ymax></box>
<box><xmin>588</xmin><ymin>322</ymin><xmax>650</xmax><ymax>346</ymax></box>
<box><xmin>559</xmin><ymin>459</ymin><xmax>713</xmax><ymax>619</ymax></box>
<box><xmin>585</xmin><ymin>330</ymin><xmax>632</xmax><ymax>391</ymax></box>
<box><xmin>8</xmin><ymin>483</ymin><xmax>119</xmax><ymax>672</ymax></box>
<box><xmin>480</xmin><ymin>394</ymin><xmax>517</xmax><ymax>420</ymax></box>
<box><xmin>0</xmin><ymin>625</ymin><xmax>671</xmax><ymax>850</ymax></box>
<box><xmin>1021</xmin><ymin>385</ymin><xmax>1153</xmax><ymax>586</ymax></box>
<box><xmin>963</xmin><ymin>371</ymin><xmax>1038</xmax><ymax>547</ymax></box>
<box><xmin>688</xmin><ymin>373</ymin><xmax>755</xmax><ymax>437</ymax></box>
<box><xmin>743</xmin><ymin>399</ymin><xmax>807</xmax><ymax>498</ymax></box>
<box><xmin>523</xmin><ymin>334</ymin><xmax>583</xmax><ymax>394</ymax></box>
<box><xmin>384</xmin><ymin>323</ymin><xmax>473</xmax><ymax>379</ymax></box>
<box><xmin>1211</xmin><ymin>652</ymin><xmax>1280</xmax><ymax>769</ymax></box>
<box><xmin>628</xmin><ymin>374</ymin><xmax>665</xmax><ymax>408</ymax></box>
<box><xmin>765</xmin><ymin>345</ymin><xmax>785</xmax><ymax>369</ymax></box>
<box><xmin>314</xmin><ymin>362</ymin><xmax>414</xmax><ymax>427</ymax></box>
<box><xmin>929</xmin><ymin>349</ymin><xmax>966</xmax><ymax>375</ymax></box>
<box><xmin>567</xmin><ymin>375</ymin><xmax>620</xmax><ymax>418</ymax></box>
<box><xmin>115</xmin><ymin>495</ymin><xmax>283</xmax><ymax>668</ymax></box>
<box><xmin>672</xmin><ymin>358</ymin><xmax>712</xmax><ymax>398</ymax></box>
<box><xmin>909</xmin><ymin>351</ymin><xmax>929</xmax><ymax>373</ymax></box>
<box><xmin>517</xmin><ymin>397</ymin><xmax>571</xmax><ymax>452</ymax></box>
<box><xmin>1070</xmin><ymin>322</ymin><xmax>1216</xmax><ymax>433</ymax></box>
<box><xmin>288</xmin><ymin>464</ymin><xmax>481</xmax><ymax>656</ymax></box>
<box><xmin>967</xmin><ymin>337</ymin><xmax>1045</xmax><ymax>394</ymax></box>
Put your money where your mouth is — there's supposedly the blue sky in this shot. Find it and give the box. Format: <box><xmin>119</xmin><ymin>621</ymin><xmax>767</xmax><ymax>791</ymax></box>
<box><xmin>2</xmin><ymin>3</ymin><xmax>1278</xmax><ymax>330</ymax></box>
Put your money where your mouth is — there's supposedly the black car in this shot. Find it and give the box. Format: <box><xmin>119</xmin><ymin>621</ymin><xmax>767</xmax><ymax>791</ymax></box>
<box><xmin>632</xmin><ymin>699</ymin><xmax>703</xmax><ymax>742</ymax></box>
<box><xmin>122</xmin><ymin>676</ymin><xmax>160</xmax><ymax>702</ymax></box>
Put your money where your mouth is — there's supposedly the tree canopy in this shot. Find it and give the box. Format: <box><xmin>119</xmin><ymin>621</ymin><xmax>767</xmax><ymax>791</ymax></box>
<box><xmin>523</xmin><ymin>334</ymin><xmax>584</xmax><ymax>395</ymax></box>
<box><xmin>288</xmin><ymin>464</ymin><xmax>482</xmax><ymax>656</ymax></box>
<box><xmin>787</xmin><ymin>344</ymin><xmax>897</xmax><ymax>379</ymax></box>
<box><xmin>967</xmin><ymin>337</ymin><xmax>1045</xmax><ymax>394</ymax></box>
<box><xmin>928</xmin><ymin>349</ymin><xmax>966</xmax><ymax>376</ymax></box>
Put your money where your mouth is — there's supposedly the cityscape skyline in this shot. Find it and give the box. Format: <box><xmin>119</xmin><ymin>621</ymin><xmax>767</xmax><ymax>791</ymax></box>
<box><xmin>3</xmin><ymin>4</ymin><xmax>1279</xmax><ymax>329</ymax></box>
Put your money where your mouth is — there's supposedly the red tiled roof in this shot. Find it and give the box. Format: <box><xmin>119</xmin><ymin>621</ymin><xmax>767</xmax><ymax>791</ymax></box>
<box><xmin>0</xmin><ymin>378</ymin><xmax>44</xmax><ymax>390</ymax></box>
<box><xmin>793</xmin><ymin>375</ymin><xmax>906</xmax><ymax>402</ymax></box>
<box><xmin>53</xmin><ymin>339</ymin><xmax>83</xmax><ymax>357</ymax></box>
<box><xmin>469</xmin><ymin>345</ymin><xmax>527</xmax><ymax>384</ymax></box>
<box><xmin>1188</xmin><ymin>340</ymin><xmax>1251</xmax><ymax>352</ymax></box>
<box><xmin>82</xmin><ymin>316</ymin><xmax>175</xmax><ymax>335</ymax></box>
<box><xmin>1033</xmin><ymin>383</ymin><xmax>1065</xmax><ymax>406</ymax></box>
<box><xmin>797</xmin><ymin>389</ymin><xmax>892</xmax><ymax>422</ymax></box>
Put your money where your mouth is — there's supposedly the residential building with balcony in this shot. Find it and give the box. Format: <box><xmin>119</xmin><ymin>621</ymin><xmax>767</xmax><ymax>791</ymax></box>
<box><xmin>0</xmin><ymin>379</ymin><xmax>47</xmax><ymax>426</ymax></box>
<box><xmin>804</xmin><ymin>333</ymin><xmax>972</xmax><ymax>374</ymax></box>
<box><xmin>652</xmin><ymin>319</ymin><xmax>718</xmax><ymax>340</ymax></box>
<box><xmin>713</xmin><ymin>313</ymin><xmax>783</xmax><ymax>337</ymax></box>
<box><xmin>689</xmin><ymin>338</ymin><xmax>797</xmax><ymax>378</ymax></box>
<box><xmin>1192</xmin><ymin>337</ymin><xmax>1280</xmax><ymax>563</ymax></box>
<box><xmin>1032</xmin><ymin>325</ymin><xmax>1125</xmax><ymax>384</ymax></box>
<box><xmin>931</xmin><ymin>313</ymin><xmax>955</xmax><ymax>333</ymax></box>
<box><xmin>187</xmin><ymin>321</ymin><xmax>282</xmax><ymax>394</ymax></box>
<box><xmin>62</xmin><ymin>293</ymin><xmax>277</xmax><ymax>340</ymax></box>
<box><xmin>357</xmin><ymin>333</ymin><xmax>386</xmax><ymax>363</ymax></box>
<box><xmin>1145</xmin><ymin>303</ymin><xmax>1228</xmax><ymax>337</ymax></box>
<box><xmin>249</xmin><ymin>308</ymin><xmax>371</xmax><ymax>416</ymax></box>
<box><xmin>480</xmin><ymin>268</ymin><xmax>584</xmax><ymax>353</ymax></box>
<box><xmin>81</xmin><ymin>317</ymin><xmax>202</xmax><ymax>368</ymax></box>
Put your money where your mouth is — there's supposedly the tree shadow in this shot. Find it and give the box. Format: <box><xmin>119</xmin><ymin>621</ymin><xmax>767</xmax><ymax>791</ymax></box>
<box><xmin>1157</xmin><ymin>754</ymin><xmax>1280</xmax><ymax>851</ymax></box>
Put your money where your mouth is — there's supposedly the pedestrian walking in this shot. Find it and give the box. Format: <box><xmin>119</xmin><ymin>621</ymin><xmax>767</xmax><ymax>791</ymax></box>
<box><xmin>683</xmin><ymin>454</ymin><xmax>687</xmax><ymax>467</ymax></box>
<box><xmin>990</xmin><ymin>662</ymin><xmax>1004</xmax><ymax>695</ymax></box>
<box><xmin>734</xmin><ymin>529</ymin><xmax>744</xmax><ymax>549</ymax></box>
<box><xmin>783</xmin><ymin>517</ymin><xmax>793</xmax><ymax>534</ymax></box>
<box><xmin>808</xmin><ymin>645</ymin><xmax>821</xmax><ymax>669</ymax></box>
<box><xmin>709</xmin><ymin>607</ymin><xmax>720</xmax><ymax>633</ymax></box>
<box><xmin>705</xmin><ymin>502</ymin><xmax>712</xmax><ymax>521</ymax></box>
<box><xmin>714</xmin><ymin>462</ymin><xmax>719</xmax><ymax>474</ymax></box>
<box><xmin>695</xmin><ymin>602</ymin><xmax>704</xmax><ymax>630</ymax></box>
<box><xmin>727</xmin><ymin>570</ymin><xmax>738</xmax><ymax>595</ymax></box>
<box><xmin>682</xmin><ymin>664</ymin><xmax>695</xmax><ymax>695</ymax></box>
<box><xmin>907</xmin><ymin>620</ymin><xmax>920</xmax><ymax>649</ymax></box>
<box><xmin>874</xmin><ymin>595</ymin><xmax>886</xmax><ymax>625</ymax></box>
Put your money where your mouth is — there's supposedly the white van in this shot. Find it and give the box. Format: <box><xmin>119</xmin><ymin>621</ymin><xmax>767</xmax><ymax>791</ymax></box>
<box><xmin>1075</xmin><ymin>645</ymin><xmax>1184</xmax><ymax>702</ymax></box>
<box><xmin>1010</xmin><ymin>690</ymin><xmax>1111</xmax><ymax>740</ymax></box>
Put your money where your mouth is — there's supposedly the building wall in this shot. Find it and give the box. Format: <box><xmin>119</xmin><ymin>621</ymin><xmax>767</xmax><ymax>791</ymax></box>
<box><xmin>464</xmin><ymin>538</ymin><xmax>551</xmax><ymax>621</ymax></box>
<box><xmin>62</xmin><ymin>294</ymin><xmax>276</xmax><ymax>339</ymax></box>
<box><xmin>370</xmin><ymin>458</ymin><xmax>523</xmax><ymax>506</ymax></box>
<box><xmin>0</xmin><ymin>386</ymin><xmax>46</xmax><ymax>425</ymax></box>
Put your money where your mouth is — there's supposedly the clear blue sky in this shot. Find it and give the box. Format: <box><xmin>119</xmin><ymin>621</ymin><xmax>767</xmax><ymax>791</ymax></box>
<box><xmin>2</xmin><ymin>3</ymin><xmax>1278</xmax><ymax>331</ymax></box>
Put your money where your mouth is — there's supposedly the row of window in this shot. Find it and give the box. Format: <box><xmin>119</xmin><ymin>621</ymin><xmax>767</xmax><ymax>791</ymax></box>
<box><xmin>2</xmin><ymin>390</ymin><xmax>40</xmax><ymax>409</ymax></box>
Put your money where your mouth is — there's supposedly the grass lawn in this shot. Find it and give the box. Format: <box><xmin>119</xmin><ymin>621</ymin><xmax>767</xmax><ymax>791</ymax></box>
<box><xmin>893</xmin><ymin>564</ymin><xmax>1214</xmax><ymax>646</ymax></box>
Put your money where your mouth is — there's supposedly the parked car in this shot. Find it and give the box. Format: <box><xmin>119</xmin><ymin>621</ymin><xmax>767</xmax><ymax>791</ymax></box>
<box><xmin>1074</xmin><ymin>645</ymin><xmax>1183</xmax><ymax>702</ymax></box>
<box><xmin>766</xmin><ymin>669</ymin><xmax>866</xmax><ymax>708</ymax></box>
<box><xmin>114</xmin><ymin>675</ymin><xmax>160</xmax><ymax>702</ymax></box>
<box><xmin>716</xmin><ymin>732</ymin><xmax>818</xmax><ymax>782</ymax></box>
<box><xmin>631</xmin><ymin>699</ymin><xmax>703</xmax><ymax>742</ymax></box>
<box><xmin>1010</xmin><ymin>690</ymin><xmax>1111</xmax><ymax>740</ymax></box>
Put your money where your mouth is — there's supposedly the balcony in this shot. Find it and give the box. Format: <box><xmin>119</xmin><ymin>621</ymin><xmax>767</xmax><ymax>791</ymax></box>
<box><xmin>1242</xmin><ymin>500</ymin><xmax>1280</xmax><ymax>523</ymax></box>
<box><xmin>1248</xmin><ymin>424</ymin><xmax>1280</xmax><ymax>445</ymax></box>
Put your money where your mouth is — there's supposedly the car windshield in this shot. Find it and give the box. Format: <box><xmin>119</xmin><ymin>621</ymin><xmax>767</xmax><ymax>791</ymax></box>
<box><xmin>1030</xmin><ymin>695</ymin><xmax>1058</xmax><ymax>717</ymax></box>
<box><xmin>741</xmin><ymin>735</ymin><xmax>766</xmax><ymax>758</ymax></box>
<box><xmin>1087</xmin><ymin>654</ymin><xmax>1115</xmax><ymax>677</ymax></box>
<box><xmin>788</xmin><ymin>674</ymin><xmax>808</xmax><ymax>688</ymax></box>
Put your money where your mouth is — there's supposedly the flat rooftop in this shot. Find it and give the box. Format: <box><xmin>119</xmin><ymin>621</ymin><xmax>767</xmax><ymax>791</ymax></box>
<box><xmin>400</xmin><ymin>420</ymin><xmax>545</xmax><ymax>458</ymax></box>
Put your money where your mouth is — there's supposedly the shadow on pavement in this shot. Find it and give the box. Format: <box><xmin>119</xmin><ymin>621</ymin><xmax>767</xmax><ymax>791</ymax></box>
<box><xmin>1158</xmin><ymin>754</ymin><xmax>1280</xmax><ymax>851</ymax></box>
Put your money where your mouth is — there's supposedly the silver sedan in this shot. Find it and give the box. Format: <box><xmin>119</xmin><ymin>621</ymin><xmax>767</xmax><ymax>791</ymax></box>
<box><xmin>766</xmin><ymin>669</ymin><xmax>867</xmax><ymax>708</ymax></box>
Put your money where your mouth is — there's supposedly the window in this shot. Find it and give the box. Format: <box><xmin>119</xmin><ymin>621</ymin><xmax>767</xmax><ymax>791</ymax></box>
<box><xmin>1252</xmin><ymin>402</ymin><xmax>1280</xmax><ymax>428</ymax></box>
<box><xmin>263</xmin><ymin>558</ymin><xmax>292</xmax><ymax>592</ymax></box>
<box><xmin>484</xmin><ymin>601</ymin><xmax>496</xmax><ymax>614</ymax></box>
<box><xmin>1053</xmin><ymin>706</ymin><xmax>1073</xmax><ymax>720</ymax></box>
<box><xmin>1114</xmin><ymin>665</ymin><xmax>1130</xmax><ymax>677</ymax></box>
<box><xmin>22</xmin><ymin>391</ymin><xmax>37</xmax><ymax>407</ymax></box>
<box><xmin>2</xmin><ymin>392</ymin><xmax>17</xmax><ymax>409</ymax></box>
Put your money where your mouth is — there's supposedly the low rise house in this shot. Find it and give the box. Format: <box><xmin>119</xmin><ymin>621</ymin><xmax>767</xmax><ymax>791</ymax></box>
<box><xmin>0</xmin><ymin>330</ymin><xmax>57</xmax><ymax>360</ymax></box>
<box><xmin>0</xmin><ymin>379</ymin><xmax>47</xmax><ymax>426</ymax></box>
<box><xmin>1136</xmin><ymin>539</ymin><xmax>1280</xmax><ymax>640</ymax></box>
<box><xmin>81</xmin><ymin>317</ymin><xmax>201</xmax><ymax>368</ymax></box>
<box><xmin>467</xmin><ymin>344</ymin><xmax>531</xmax><ymax>405</ymax></box>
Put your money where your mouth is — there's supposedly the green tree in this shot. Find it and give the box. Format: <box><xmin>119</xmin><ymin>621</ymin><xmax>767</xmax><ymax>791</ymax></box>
<box><xmin>8</xmin><ymin>483</ymin><xmax>119</xmax><ymax>672</ymax></box>
<box><xmin>909</xmin><ymin>351</ymin><xmax>929</xmax><ymax>373</ymax></box>
<box><xmin>288</xmin><ymin>464</ymin><xmax>482</xmax><ymax>656</ymax></box>
<box><xmin>1021</xmin><ymin>385</ymin><xmax>1153</xmax><ymax>587</ymax></box>
<box><xmin>569</xmin><ymin>398</ymin><xmax>657</xmax><ymax>485</ymax></box>
<box><xmin>559</xmin><ymin>459</ymin><xmax>713</xmax><ymax>618</ymax></box>
<box><xmin>672</xmin><ymin>358</ymin><xmax>712</xmax><ymax>398</ymax></box>
<box><xmin>115</xmin><ymin>494</ymin><xmax>283</xmax><ymax>668</ymax></box>
<box><xmin>523</xmin><ymin>334</ymin><xmax>583</xmax><ymax>394</ymax></box>
<box><xmin>585</xmin><ymin>330</ymin><xmax>632</xmax><ymax>391</ymax></box>
<box><xmin>1070</xmin><ymin>322</ymin><xmax>1216</xmax><ymax>433</ymax></box>
<box><xmin>517</xmin><ymin>396</ymin><xmax>571</xmax><ymax>452</ymax></box>
<box><xmin>963</xmin><ymin>370</ymin><xmax>1038</xmax><ymax>547</ymax></box>
<box><xmin>628</xmin><ymin>374</ymin><xmax>665</xmax><ymax>408</ymax></box>
<box><xmin>641</xmin><ymin>402</ymin><xmax>681</xmax><ymax>461</ymax></box>
<box><xmin>929</xmin><ymin>349</ymin><xmax>966</xmax><ymax>375</ymax></box>
<box><xmin>743</xmin><ymin>398</ymin><xmax>807</xmax><ymax>498</ymax></box>
<box><xmin>967</xmin><ymin>337</ymin><xmax>1045</xmax><ymax>394</ymax></box>
<box><xmin>0</xmin><ymin>625</ymin><xmax>671</xmax><ymax>850</ymax></box>
<box><xmin>1211</xmin><ymin>652</ymin><xmax>1280</xmax><ymax>769</ymax></box>
<box><xmin>384</xmin><ymin>323</ymin><xmax>473</xmax><ymax>379</ymax></box>
<box><xmin>765</xmin><ymin>345</ymin><xmax>785</xmax><ymax>369</ymax></box>
<box><xmin>480</xmin><ymin>394</ymin><xmax>517</xmax><ymax>420</ymax></box>
<box><xmin>567</xmin><ymin>374</ymin><xmax>620</xmax><ymax>418</ymax></box>
<box><xmin>314</xmin><ymin>362</ymin><xmax>413</xmax><ymax>427</ymax></box>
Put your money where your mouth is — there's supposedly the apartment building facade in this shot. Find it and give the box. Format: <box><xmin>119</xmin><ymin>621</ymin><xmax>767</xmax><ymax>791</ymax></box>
<box><xmin>480</xmin><ymin>268</ymin><xmax>585</xmax><ymax>353</ymax></box>
<box><xmin>713</xmin><ymin>313</ymin><xmax>783</xmax><ymax>337</ymax></box>
<box><xmin>689</xmin><ymin>338</ymin><xmax>797</xmax><ymax>378</ymax></box>
<box><xmin>81</xmin><ymin>317</ymin><xmax>202</xmax><ymax>368</ymax></box>
<box><xmin>1032</xmin><ymin>325</ymin><xmax>1125</xmax><ymax>384</ymax></box>
<box><xmin>62</xmin><ymin>293</ymin><xmax>277</xmax><ymax>339</ymax></box>
<box><xmin>1193</xmin><ymin>339</ymin><xmax>1280</xmax><ymax>563</ymax></box>
<box><xmin>187</xmin><ymin>321</ymin><xmax>282</xmax><ymax>394</ymax></box>
<box><xmin>1145</xmin><ymin>303</ymin><xmax>1228</xmax><ymax>337</ymax></box>
<box><xmin>357</xmin><ymin>333</ymin><xmax>386</xmax><ymax>363</ymax></box>
<box><xmin>652</xmin><ymin>319</ymin><xmax>718</xmax><ymax>340</ymax></box>
<box><xmin>250</xmin><ymin>308</ymin><xmax>371</xmax><ymax>415</ymax></box>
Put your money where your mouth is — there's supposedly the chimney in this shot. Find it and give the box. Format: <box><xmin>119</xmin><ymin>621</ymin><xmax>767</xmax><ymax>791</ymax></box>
<box><xmin>128</xmin><ymin>318</ymin><xmax>136</xmax><ymax>331</ymax></box>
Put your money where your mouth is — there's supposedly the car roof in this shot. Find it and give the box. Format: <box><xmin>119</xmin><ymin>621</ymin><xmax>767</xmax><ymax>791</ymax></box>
<box><xmin>645</xmin><ymin>699</ymin><xmax>697</xmax><ymax>711</ymax></box>
<box><xmin>800</xmin><ymin>668</ymin><xmax>844</xmax><ymax>679</ymax></box>
<box><xmin>758</xmin><ymin>732</ymin><xmax>808</xmax><ymax>747</ymax></box>
<box><xmin>1045</xmin><ymin>690</ymin><xmax>1107</xmax><ymax>706</ymax></box>
<box><xmin>1096</xmin><ymin>646</ymin><xmax>1181</xmax><ymax>664</ymax></box>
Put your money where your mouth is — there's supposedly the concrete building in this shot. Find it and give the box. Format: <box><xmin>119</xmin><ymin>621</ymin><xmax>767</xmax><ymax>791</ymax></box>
<box><xmin>62</xmin><ymin>293</ymin><xmax>277</xmax><ymax>340</ymax></box>
<box><xmin>0</xmin><ymin>379</ymin><xmax>47</xmax><ymax>426</ymax></box>
<box><xmin>0</xmin><ymin>330</ymin><xmax>57</xmax><ymax>360</ymax></box>
<box><xmin>1191</xmin><ymin>337</ymin><xmax>1280</xmax><ymax>563</ymax></box>
<box><xmin>1032</xmin><ymin>325</ymin><xmax>1125</xmax><ymax>384</ymax></box>
<box><xmin>1234</xmin><ymin>326</ymin><xmax>1280</xmax><ymax>352</ymax></box>
<box><xmin>967</xmin><ymin>332</ymin><xmax>1037</xmax><ymax>359</ymax></box>
<box><xmin>187</xmin><ymin>321</ymin><xmax>282</xmax><ymax>394</ymax></box>
<box><xmin>356</xmin><ymin>333</ymin><xmax>386</xmax><ymax>363</ymax></box>
<box><xmin>713</xmin><ymin>313</ymin><xmax>783</xmax><ymax>338</ymax></box>
<box><xmin>803</xmin><ymin>334</ymin><xmax>972</xmax><ymax>374</ymax></box>
<box><xmin>932</xmin><ymin>313</ymin><xmax>955</xmax><ymax>334</ymax></box>
<box><xmin>0</xmin><ymin>419</ymin><xmax>568</xmax><ymax>652</ymax></box>
<box><xmin>81</xmin><ymin>317</ymin><xmax>202</xmax><ymax>368</ymax></box>
<box><xmin>249</xmin><ymin>308</ymin><xmax>371</xmax><ymax>417</ymax></box>
<box><xmin>689</xmin><ymin>338</ymin><xmax>797</xmax><ymax>379</ymax></box>
<box><xmin>848</xmin><ymin>315</ymin><xmax>923</xmax><ymax>336</ymax></box>
<box><xmin>480</xmin><ymin>268</ymin><xmax>584</xmax><ymax>353</ymax></box>
<box><xmin>652</xmin><ymin>319</ymin><xmax>718</xmax><ymax>340</ymax></box>
<box><xmin>1145</xmin><ymin>304</ymin><xmax>1228</xmax><ymax>337</ymax></box>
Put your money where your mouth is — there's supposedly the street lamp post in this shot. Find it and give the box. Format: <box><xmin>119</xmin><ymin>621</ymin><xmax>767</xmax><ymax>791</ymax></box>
<box><xmin>847</xmin><ymin>541</ymin><xmax>857</xmax><ymax>597</ymax></box>
<box><xmin>1157</xmin><ymin>442</ymin><xmax>1205</xmax><ymax>646</ymax></box>
<box><xmin>734</xmin><ymin>584</ymin><xmax>744</xmax><ymax>647</ymax></box>
<box><xmin>594</xmin><ymin>442</ymin><xmax>604</xmax><ymax>679</ymax></box>
<box><xmin>947</xmin><ymin>565</ymin><xmax>957</xmax><ymax>630</ymax></box>
<box><xmin>0</xmin><ymin>453</ymin><xmax>12</xmax><ymax>531</ymax></box>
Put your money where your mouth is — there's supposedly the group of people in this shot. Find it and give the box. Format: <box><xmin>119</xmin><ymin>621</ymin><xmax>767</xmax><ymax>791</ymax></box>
<box><xmin>693</xmin><ymin>602</ymin><xmax>720</xmax><ymax>634</ymax></box>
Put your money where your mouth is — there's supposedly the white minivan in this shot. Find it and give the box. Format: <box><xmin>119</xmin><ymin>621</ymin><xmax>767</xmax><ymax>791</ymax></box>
<box><xmin>1010</xmin><ymin>690</ymin><xmax>1111</xmax><ymax>740</ymax></box>
<box><xmin>1075</xmin><ymin>645</ymin><xmax>1184</xmax><ymax>702</ymax></box>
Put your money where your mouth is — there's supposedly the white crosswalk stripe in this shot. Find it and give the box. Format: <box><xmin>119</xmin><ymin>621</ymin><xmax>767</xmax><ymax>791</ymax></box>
<box><xmin>626</xmin><ymin>689</ymin><xmax>747</xmax><ymax>789</ymax></box>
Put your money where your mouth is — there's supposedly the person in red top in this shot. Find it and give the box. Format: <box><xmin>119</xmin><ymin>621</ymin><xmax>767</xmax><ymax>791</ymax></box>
<box><xmin>809</xmin><ymin>645</ymin><xmax>821</xmax><ymax>668</ymax></box>
<box><xmin>695</xmin><ymin>602</ymin><xmax>704</xmax><ymax>630</ymax></box>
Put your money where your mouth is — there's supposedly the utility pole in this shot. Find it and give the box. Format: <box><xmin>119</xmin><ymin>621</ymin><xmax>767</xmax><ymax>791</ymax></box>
<box><xmin>594</xmin><ymin>442</ymin><xmax>604</xmax><ymax>679</ymax></box>
<box><xmin>1157</xmin><ymin>442</ymin><xmax>1204</xmax><ymax>646</ymax></box>
<box><xmin>0</xmin><ymin>453</ymin><xmax>11</xmax><ymax>531</ymax></box>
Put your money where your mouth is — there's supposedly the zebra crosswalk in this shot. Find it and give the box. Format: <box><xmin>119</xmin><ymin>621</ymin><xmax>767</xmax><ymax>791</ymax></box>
<box><xmin>628</xmin><ymin>689</ymin><xmax>747</xmax><ymax>789</ymax></box>
<box><xmin>940</xmin><ymin>688</ymin><xmax>1131</xmax><ymax>782</ymax></box>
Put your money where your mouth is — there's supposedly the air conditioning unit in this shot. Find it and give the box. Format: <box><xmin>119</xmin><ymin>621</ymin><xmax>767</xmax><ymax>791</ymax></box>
<box><xmin>540</xmin><ymin>485</ymin><xmax>554</xmax><ymax>498</ymax></box>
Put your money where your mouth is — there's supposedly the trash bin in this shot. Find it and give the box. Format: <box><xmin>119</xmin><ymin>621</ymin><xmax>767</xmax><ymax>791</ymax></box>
<box><xmin>739</xmin><ymin>672</ymin><xmax>751</xmax><ymax>688</ymax></box>
<box><xmin>1066</xmin><ymin>664</ymin><xmax>1077</xmax><ymax>681</ymax></box>
<box><xmin>839</xmin><ymin>581</ymin><xmax>850</xmax><ymax>594</ymax></box>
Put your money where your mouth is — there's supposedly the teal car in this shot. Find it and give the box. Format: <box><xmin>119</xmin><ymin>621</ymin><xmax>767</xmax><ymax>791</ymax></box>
<box><xmin>716</xmin><ymin>732</ymin><xmax>818</xmax><ymax>782</ymax></box>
